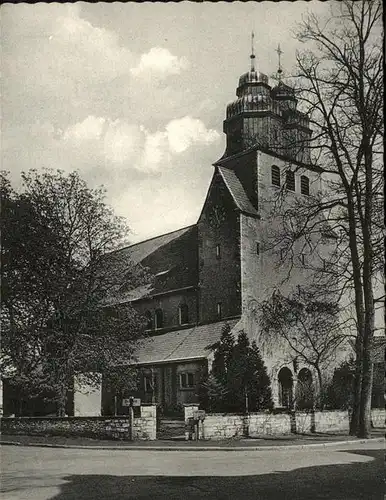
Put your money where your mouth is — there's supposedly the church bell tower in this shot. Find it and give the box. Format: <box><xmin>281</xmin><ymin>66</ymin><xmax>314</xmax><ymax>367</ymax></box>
<box><xmin>222</xmin><ymin>37</ymin><xmax>312</xmax><ymax>164</ymax></box>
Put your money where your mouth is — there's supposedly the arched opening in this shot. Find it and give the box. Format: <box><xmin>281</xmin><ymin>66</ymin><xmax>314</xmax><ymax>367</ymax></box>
<box><xmin>278</xmin><ymin>367</ymin><xmax>293</xmax><ymax>409</ymax></box>
<box><xmin>154</xmin><ymin>309</ymin><xmax>163</xmax><ymax>330</ymax></box>
<box><xmin>179</xmin><ymin>304</ymin><xmax>189</xmax><ymax>325</ymax></box>
<box><xmin>296</xmin><ymin>368</ymin><xmax>314</xmax><ymax>410</ymax></box>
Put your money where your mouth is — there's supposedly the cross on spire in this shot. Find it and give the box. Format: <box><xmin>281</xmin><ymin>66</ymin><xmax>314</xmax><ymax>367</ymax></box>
<box><xmin>276</xmin><ymin>43</ymin><xmax>283</xmax><ymax>80</ymax></box>
<box><xmin>250</xmin><ymin>31</ymin><xmax>255</xmax><ymax>71</ymax></box>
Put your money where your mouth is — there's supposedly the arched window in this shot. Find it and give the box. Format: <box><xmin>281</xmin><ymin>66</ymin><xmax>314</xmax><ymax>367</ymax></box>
<box><xmin>278</xmin><ymin>367</ymin><xmax>294</xmax><ymax>408</ymax></box>
<box><xmin>271</xmin><ymin>165</ymin><xmax>281</xmax><ymax>187</ymax></box>
<box><xmin>300</xmin><ymin>175</ymin><xmax>310</xmax><ymax>196</ymax></box>
<box><xmin>286</xmin><ymin>171</ymin><xmax>295</xmax><ymax>191</ymax></box>
<box><xmin>179</xmin><ymin>304</ymin><xmax>189</xmax><ymax>325</ymax></box>
<box><xmin>155</xmin><ymin>309</ymin><xmax>163</xmax><ymax>330</ymax></box>
<box><xmin>145</xmin><ymin>310</ymin><xmax>152</xmax><ymax>330</ymax></box>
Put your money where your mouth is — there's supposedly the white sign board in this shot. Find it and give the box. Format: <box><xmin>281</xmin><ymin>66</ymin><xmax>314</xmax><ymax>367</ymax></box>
<box><xmin>122</xmin><ymin>398</ymin><xmax>141</xmax><ymax>407</ymax></box>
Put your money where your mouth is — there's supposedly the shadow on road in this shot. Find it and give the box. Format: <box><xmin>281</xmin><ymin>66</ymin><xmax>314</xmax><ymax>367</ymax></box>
<box><xmin>47</xmin><ymin>449</ymin><xmax>383</xmax><ymax>500</ymax></box>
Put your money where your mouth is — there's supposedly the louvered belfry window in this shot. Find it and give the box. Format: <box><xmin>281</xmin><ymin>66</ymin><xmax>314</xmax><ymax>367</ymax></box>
<box><xmin>286</xmin><ymin>170</ymin><xmax>295</xmax><ymax>191</ymax></box>
<box><xmin>301</xmin><ymin>175</ymin><xmax>310</xmax><ymax>196</ymax></box>
<box><xmin>271</xmin><ymin>165</ymin><xmax>281</xmax><ymax>186</ymax></box>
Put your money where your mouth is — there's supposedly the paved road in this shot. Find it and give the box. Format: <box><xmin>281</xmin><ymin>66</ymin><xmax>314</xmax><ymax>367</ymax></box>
<box><xmin>1</xmin><ymin>441</ymin><xmax>383</xmax><ymax>500</ymax></box>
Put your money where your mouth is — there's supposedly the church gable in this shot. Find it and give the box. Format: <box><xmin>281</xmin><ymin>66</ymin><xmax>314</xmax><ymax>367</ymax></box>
<box><xmin>197</xmin><ymin>170</ymin><xmax>242</xmax><ymax>324</ymax></box>
<box><xmin>198</xmin><ymin>168</ymin><xmax>238</xmax><ymax>226</ymax></box>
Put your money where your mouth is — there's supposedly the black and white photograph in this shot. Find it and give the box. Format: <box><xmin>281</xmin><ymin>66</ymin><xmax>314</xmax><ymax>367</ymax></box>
<box><xmin>1</xmin><ymin>1</ymin><xmax>384</xmax><ymax>499</ymax></box>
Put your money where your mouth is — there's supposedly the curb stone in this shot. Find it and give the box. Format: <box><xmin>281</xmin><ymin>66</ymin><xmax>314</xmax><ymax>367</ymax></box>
<box><xmin>0</xmin><ymin>437</ymin><xmax>383</xmax><ymax>452</ymax></box>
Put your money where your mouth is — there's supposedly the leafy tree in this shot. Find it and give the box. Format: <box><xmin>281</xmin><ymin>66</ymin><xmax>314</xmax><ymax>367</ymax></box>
<box><xmin>199</xmin><ymin>323</ymin><xmax>234</xmax><ymax>411</ymax></box>
<box><xmin>199</xmin><ymin>373</ymin><xmax>229</xmax><ymax>413</ymax></box>
<box><xmin>1</xmin><ymin>169</ymin><xmax>149</xmax><ymax>415</ymax></box>
<box><xmin>210</xmin><ymin>323</ymin><xmax>235</xmax><ymax>384</ymax></box>
<box><xmin>266</xmin><ymin>1</ymin><xmax>383</xmax><ymax>436</ymax></box>
<box><xmin>200</xmin><ymin>327</ymin><xmax>273</xmax><ymax>413</ymax></box>
<box><xmin>260</xmin><ymin>287</ymin><xmax>344</xmax><ymax>408</ymax></box>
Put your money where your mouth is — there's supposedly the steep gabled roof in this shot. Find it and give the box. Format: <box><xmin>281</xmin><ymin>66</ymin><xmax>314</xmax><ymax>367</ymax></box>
<box><xmin>218</xmin><ymin>166</ymin><xmax>258</xmax><ymax>216</ymax></box>
<box><xmin>104</xmin><ymin>225</ymin><xmax>198</xmax><ymax>304</ymax></box>
<box><xmin>116</xmin><ymin>225</ymin><xmax>195</xmax><ymax>265</ymax></box>
<box><xmin>133</xmin><ymin>318</ymin><xmax>241</xmax><ymax>365</ymax></box>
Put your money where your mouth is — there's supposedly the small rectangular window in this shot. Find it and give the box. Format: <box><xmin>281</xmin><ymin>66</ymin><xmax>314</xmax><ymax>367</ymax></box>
<box><xmin>179</xmin><ymin>373</ymin><xmax>194</xmax><ymax>389</ymax></box>
<box><xmin>256</xmin><ymin>242</ymin><xmax>260</xmax><ymax>255</ymax></box>
<box><xmin>179</xmin><ymin>304</ymin><xmax>189</xmax><ymax>325</ymax></box>
<box><xmin>301</xmin><ymin>175</ymin><xmax>310</xmax><ymax>196</ymax></box>
<box><xmin>144</xmin><ymin>374</ymin><xmax>157</xmax><ymax>393</ymax></box>
<box><xmin>216</xmin><ymin>244</ymin><xmax>221</xmax><ymax>259</ymax></box>
<box><xmin>286</xmin><ymin>171</ymin><xmax>295</xmax><ymax>191</ymax></box>
<box><xmin>217</xmin><ymin>302</ymin><xmax>222</xmax><ymax>319</ymax></box>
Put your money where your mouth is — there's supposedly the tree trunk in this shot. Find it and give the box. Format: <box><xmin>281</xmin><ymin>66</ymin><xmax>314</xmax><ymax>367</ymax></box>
<box><xmin>358</xmin><ymin>348</ymin><xmax>374</xmax><ymax>438</ymax></box>
<box><xmin>56</xmin><ymin>380</ymin><xmax>68</xmax><ymax>417</ymax></box>
<box><xmin>350</xmin><ymin>337</ymin><xmax>363</xmax><ymax>435</ymax></box>
<box><xmin>357</xmin><ymin>139</ymin><xmax>375</xmax><ymax>438</ymax></box>
<box><xmin>315</xmin><ymin>367</ymin><xmax>324</xmax><ymax>410</ymax></box>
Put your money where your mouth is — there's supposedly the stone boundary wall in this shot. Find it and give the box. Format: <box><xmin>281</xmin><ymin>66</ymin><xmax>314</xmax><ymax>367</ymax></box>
<box><xmin>248</xmin><ymin>413</ymin><xmax>292</xmax><ymax>436</ymax></box>
<box><xmin>313</xmin><ymin>410</ymin><xmax>350</xmax><ymax>433</ymax></box>
<box><xmin>201</xmin><ymin>414</ymin><xmax>245</xmax><ymax>440</ymax></box>
<box><xmin>184</xmin><ymin>406</ymin><xmax>368</xmax><ymax>440</ymax></box>
<box><xmin>1</xmin><ymin>405</ymin><xmax>157</xmax><ymax>441</ymax></box>
<box><xmin>371</xmin><ymin>408</ymin><xmax>385</xmax><ymax>428</ymax></box>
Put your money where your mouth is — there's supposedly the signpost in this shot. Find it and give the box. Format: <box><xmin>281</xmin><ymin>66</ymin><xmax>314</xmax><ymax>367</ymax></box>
<box><xmin>191</xmin><ymin>410</ymin><xmax>205</xmax><ymax>440</ymax></box>
<box><xmin>121</xmin><ymin>397</ymin><xmax>141</xmax><ymax>441</ymax></box>
<box><xmin>193</xmin><ymin>410</ymin><xmax>206</xmax><ymax>421</ymax></box>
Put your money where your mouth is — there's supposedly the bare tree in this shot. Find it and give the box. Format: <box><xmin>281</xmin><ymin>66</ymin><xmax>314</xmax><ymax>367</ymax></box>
<box><xmin>260</xmin><ymin>288</ymin><xmax>346</xmax><ymax>409</ymax></box>
<box><xmin>265</xmin><ymin>1</ymin><xmax>383</xmax><ymax>437</ymax></box>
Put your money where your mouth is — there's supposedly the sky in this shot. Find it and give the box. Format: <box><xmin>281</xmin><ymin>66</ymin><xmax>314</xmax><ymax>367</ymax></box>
<box><xmin>2</xmin><ymin>1</ymin><xmax>332</xmax><ymax>243</ymax></box>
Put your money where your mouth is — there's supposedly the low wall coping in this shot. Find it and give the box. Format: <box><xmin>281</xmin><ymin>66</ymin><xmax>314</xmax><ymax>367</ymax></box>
<box><xmin>1</xmin><ymin>415</ymin><xmax>134</xmax><ymax>421</ymax></box>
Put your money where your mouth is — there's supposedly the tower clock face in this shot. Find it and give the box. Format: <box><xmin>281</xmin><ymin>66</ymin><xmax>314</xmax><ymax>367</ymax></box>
<box><xmin>208</xmin><ymin>205</ymin><xmax>226</xmax><ymax>228</ymax></box>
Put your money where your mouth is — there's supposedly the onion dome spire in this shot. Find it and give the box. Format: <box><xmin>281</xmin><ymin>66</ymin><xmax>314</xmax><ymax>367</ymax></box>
<box><xmin>276</xmin><ymin>43</ymin><xmax>283</xmax><ymax>81</ymax></box>
<box><xmin>250</xmin><ymin>31</ymin><xmax>256</xmax><ymax>71</ymax></box>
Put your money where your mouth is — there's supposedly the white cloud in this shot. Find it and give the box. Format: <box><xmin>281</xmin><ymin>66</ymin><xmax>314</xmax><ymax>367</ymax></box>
<box><xmin>61</xmin><ymin>115</ymin><xmax>220</xmax><ymax>173</ymax></box>
<box><xmin>166</xmin><ymin>116</ymin><xmax>220</xmax><ymax>154</ymax></box>
<box><xmin>130</xmin><ymin>47</ymin><xmax>189</xmax><ymax>79</ymax></box>
<box><xmin>63</xmin><ymin>116</ymin><xmax>105</xmax><ymax>142</ymax></box>
<box><xmin>142</xmin><ymin>131</ymin><xmax>170</xmax><ymax>170</ymax></box>
<box><xmin>103</xmin><ymin>120</ymin><xmax>143</xmax><ymax>166</ymax></box>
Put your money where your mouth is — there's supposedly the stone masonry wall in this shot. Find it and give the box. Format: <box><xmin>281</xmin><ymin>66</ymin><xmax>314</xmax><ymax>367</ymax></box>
<box><xmin>201</xmin><ymin>414</ymin><xmax>246</xmax><ymax>440</ymax></box>
<box><xmin>1</xmin><ymin>404</ymin><xmax>157</xmax><ymax>440</ymax></box>
<box><xmin>184</xmin><ymin>405</ymin><xmax>357</xmax><ymax>440</ymax></box>
<box><xmin>312</xmin><ymin>410</ymin><xmax>350</xmax><ymax>433</ymax></box>
<box><xmin>248</xmin><ymin>413</ymin><xmax>292</xmax><ymax>436</ymax></box>
<box><xmin>371</xmin><ymin>408</ymin><xmax>385</xmax><ymax>428</ymax></box>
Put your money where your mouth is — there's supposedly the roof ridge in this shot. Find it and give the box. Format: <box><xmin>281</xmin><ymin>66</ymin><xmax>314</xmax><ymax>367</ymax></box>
<box><xmin>113</xmin><ymin>224</ymin><xmax>196</xmax><ymax>253</ymax></box>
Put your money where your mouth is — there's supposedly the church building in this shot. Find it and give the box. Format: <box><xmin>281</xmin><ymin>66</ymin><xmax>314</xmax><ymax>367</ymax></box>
<box><xmin>102</xmin><ymin>45</ymin><xmax>328</xmax><ymax>416</ymax></box>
